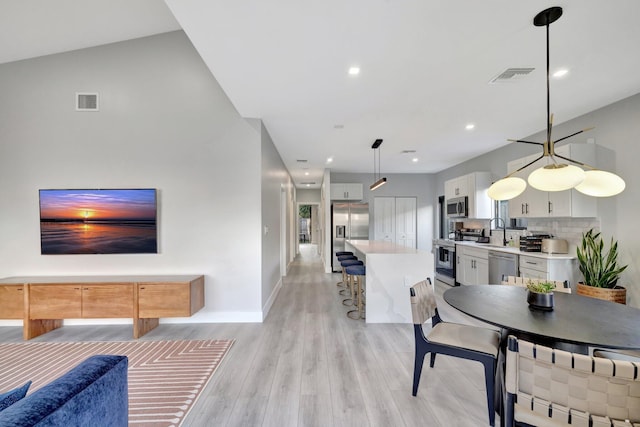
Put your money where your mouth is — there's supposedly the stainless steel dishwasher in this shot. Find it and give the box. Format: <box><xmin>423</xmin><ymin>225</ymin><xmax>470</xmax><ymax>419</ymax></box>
<box><xmin>488</xmin><ymin>250</ymin><xmax>518</xmax><ymax>284</ymax></box>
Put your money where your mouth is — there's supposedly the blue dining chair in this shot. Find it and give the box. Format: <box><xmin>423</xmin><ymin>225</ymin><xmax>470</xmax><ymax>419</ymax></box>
<box><xmin>410</xmin><ymin>278</ymin><xmax>501</xmax><ymax>427</ymax></box>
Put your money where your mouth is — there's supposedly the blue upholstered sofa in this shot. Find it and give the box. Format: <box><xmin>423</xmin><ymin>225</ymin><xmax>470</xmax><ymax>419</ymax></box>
<box><xmin>0</xmin><ymin>355</ymin><xmax>128</xmax><ymax>427</ymax></box>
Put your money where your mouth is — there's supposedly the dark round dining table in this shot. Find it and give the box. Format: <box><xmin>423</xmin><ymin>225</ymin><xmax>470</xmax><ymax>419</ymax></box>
<box><xmin>443</xmin><ymin>285</ymin><xmax>640</xmax><ymax>351</ymax></box>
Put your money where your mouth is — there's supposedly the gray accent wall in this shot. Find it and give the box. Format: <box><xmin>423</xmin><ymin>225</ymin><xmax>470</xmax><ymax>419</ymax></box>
<box><xmin>329</xmin><ymin>172</ymin><xmax>437</xmax><ymax>251</ymax></box>
<box><xmin>0</xmin><ymin>31</ymin><xmax>291</xmax><ymax>322</ymax></box>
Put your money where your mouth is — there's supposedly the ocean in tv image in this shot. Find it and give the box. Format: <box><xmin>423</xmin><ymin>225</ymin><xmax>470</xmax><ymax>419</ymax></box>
<box><xmin>39</xmin><ymin>189</ymin><xmax>158</xmax><ymax>254</ymax></box>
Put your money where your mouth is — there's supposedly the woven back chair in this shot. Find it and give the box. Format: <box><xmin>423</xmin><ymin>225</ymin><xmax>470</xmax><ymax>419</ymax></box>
<box><xmin>505</xmin><ymin>335</ymin><xmax>640</xmax><ymax>426</ymax></box>
<box><xmin>501</xmin><ymin>275</ymin><xmax>572</xmax><ymax>293</ymax></box>
<box><xmin>410</xmin><ymin>278</ymin><xmax>501</xmax><ymax>426</ymax></box>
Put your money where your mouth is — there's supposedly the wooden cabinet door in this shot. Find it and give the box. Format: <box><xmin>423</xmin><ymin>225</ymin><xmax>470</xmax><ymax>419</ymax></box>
<box><xmin>82</xmin><ymin>283</ymin><xmax>134</xmax><ymax>318</ymax></box>
<box><xmin>138</xmin><ymin>283</ymin><xmax>191</xmax><ymax>318</ymax></box>
<box><xmin>29</xmin><ymin>284</ymin><xmax>82</xmax><ymax>319</ymax></box>
<box><xmin>0</xmin><ymin>285</ymin><xmax>24</xmax><ymax>319</ymax></box>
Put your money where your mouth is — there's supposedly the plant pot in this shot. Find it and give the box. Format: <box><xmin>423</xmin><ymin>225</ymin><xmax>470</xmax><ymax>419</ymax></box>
<box><xmin>527</xmin><ymin>290</ymin><xmax>554</xmax><ymax>311</ymax></box>
<box><xmin>577</xmin><ymin>283</ymin><xmax>627</xmax><ymax>304</ymax></box>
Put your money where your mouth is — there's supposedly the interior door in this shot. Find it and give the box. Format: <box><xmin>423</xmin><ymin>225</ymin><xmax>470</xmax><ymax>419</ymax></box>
<box><xmin>395</xmin><ymin>197</ymin><xmax>417</xmax><ymax>248</ymax></box>
<box><xmin>374</xmin><ymin>197</ymin><xmax>395</xmax><ymax>242</ymax></box>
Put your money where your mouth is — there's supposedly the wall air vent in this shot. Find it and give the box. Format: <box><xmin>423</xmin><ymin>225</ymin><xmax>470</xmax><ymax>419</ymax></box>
<box><xmin>489</xmin><ymin>68</ymin><xmax>535</xmax><ymax>84</ymax></box>
<box><xmin>76</xmin><ymin>93</ymin><xmax>99</xmax><ymax>111</ymax></box>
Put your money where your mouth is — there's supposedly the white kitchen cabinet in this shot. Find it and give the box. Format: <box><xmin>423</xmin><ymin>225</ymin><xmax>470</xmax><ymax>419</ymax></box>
<box><xmin>507</xmin><ymin>143</ymin><xmax>597</xmax><ymax>218</ymax></box>
<box><xmin>519</xmin><ymin>255</ymin><xmax>579</xmax><ymax>289</ymax></box>
<box><xmin>330</xmin><ymin>183</ymin><xmax>363</xmax><ymax>200</ymax></box>
<box><xmin>507</xmin><ymin>153</ymin><xmax>549</xmax><ymax>218</ymax></box>
<box><xmin>445</xmin><ymin>172</ymin><xmax>493</xmax><ymax>219</ymax></box>
<box><xmin>445</xmin><ymin>175</ymin><xmax>469</xmax><ymax>200</ymax></box>
<box><xmin>457</xmin><ymin>245</ymin><xmax>489</xmax><ymax>285</ymax></box>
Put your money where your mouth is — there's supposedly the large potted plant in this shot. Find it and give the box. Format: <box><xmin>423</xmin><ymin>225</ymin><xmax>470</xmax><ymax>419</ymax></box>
<box><xmin>576</xmin><ymin>228</ymin><xmax>628</xmax><ymax>304</ymax></box>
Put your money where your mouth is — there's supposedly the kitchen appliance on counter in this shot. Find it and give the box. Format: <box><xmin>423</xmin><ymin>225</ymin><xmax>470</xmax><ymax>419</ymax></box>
<box><xmin>541</xmin><ymin>238</ymin><xmax>569</xmax><ymax>254</ymax></box>
<box><xmin>519</xmin><ymin>234</ymin><xmax>552</xmax><ymax>252</ymax></box>
<box><xmin>488</xmin><ymin>250</ymin><xmax>518</xmax><ymax>284</ymax></box>
<box><xmin>434</xmin><ymin>239</ymin><xmax>456</xmax><ymax>286</ymax></box>
<box><xmin>331</xmin><ymin>203</ymin><xmax>369</xmax><ymax>271</ymax></box>
<box><xmin>454</xmin><ymin>227</ymin><xmax>485</xmax><ymax>242</ymax></box>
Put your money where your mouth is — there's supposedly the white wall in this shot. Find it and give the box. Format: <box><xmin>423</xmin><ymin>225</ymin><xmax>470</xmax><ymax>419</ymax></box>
<box><xmin>0</xmin><ymin>31</ymin><xmax>287</xmax><ymax>322</ymax></box>
<box><xmin>259</xmin><ymin>120</ymin><xmax>294</xmax><ymax>317</ymax></box>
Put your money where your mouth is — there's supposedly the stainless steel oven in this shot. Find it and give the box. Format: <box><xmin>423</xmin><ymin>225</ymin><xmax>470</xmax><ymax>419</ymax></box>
<box><xmin>434</xmin><ymin>239</ymin><xmax>456</xmax><ymax>286</ymax></box>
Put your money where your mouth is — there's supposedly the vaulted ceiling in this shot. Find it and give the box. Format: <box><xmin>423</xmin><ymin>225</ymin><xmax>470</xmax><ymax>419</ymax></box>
<box><xmin>3</xmin><ymin>1</ymin><xmax>640</xmax><ymax>189</ymax></box>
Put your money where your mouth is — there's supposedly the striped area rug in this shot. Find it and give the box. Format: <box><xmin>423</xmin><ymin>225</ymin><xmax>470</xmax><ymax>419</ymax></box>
<box><xmin>0</xmin><ymin>339</ymin><xmax>234</xmax><ymax>427</ymax></box>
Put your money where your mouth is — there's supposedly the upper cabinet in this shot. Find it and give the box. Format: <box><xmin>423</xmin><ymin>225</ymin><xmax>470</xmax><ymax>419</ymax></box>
<box><xmin>445</xmin><ymin>172</ymin><xmax>493</xmax><ymax>219</ymax></box>
<box><xmin>330</xmin><ymin>183</ymin><xmax>364</xmax><ymax>201</ymax></box>
<box><xmin>508</xmin><ymin>143</ymin><xmax>597</xmax><ymax>218</ymax></box>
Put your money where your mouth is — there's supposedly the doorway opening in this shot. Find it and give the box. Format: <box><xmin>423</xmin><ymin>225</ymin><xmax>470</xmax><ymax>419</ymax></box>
<box><xmin>299</xmin><ymin>204</ymin><xmax>312</xmax><ymax>243</ymax></box>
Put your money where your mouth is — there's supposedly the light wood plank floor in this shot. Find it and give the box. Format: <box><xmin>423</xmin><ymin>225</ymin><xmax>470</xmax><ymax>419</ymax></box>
<box><xmin>0</xmin><ymin>244</ymin><xmax>498</xmax><ymax>426</ymax></box>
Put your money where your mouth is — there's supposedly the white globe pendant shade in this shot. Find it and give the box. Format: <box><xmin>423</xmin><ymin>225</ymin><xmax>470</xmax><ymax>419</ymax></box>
<box><xmin>487</xmin><ymin>177</ymin><xmax>527</xmax><ymax>200</ymax></box>
<box><xmin>574</xmin><ymin>170</ymin><xmax>626</xmax><ymax>197</ymax></box>
<box><xmin>528</xmin><ymin>164</ymin><xmax>585</xmax><ymax>191</ymax></box>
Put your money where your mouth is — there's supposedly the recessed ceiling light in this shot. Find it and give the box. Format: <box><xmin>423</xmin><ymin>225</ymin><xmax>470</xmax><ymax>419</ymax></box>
<box><xmin>305</xmin><ymin>172</ymin><xmax>309</xmax><ymax>176</ymax></box>
<box><xmin>326</xmin><ymin>157</ymin><xmax>333</xmax><ymax>163</ymax></box>
<box><xmin>306</xmin><ymin>184</ymin><xmax>311</xmax><ymax>187</ymax></box>
<box><xmin>348</xmin><ymin>66</ymin><xmax>360</xmax><ymax>76</ymax></box>
<box><xmin>553</xmin><ymin>68</ymin><xmax>569</xmax><ymax>78</ymax></box>
<box><xmin>412</xmin><ymin>158</ymin><xmax>419</xmax><ymax>163</ymax></box>
<box><xmin>465</xmin><ymin>123</ymin><xmax>475</xmax><ymax>130</ymax></box>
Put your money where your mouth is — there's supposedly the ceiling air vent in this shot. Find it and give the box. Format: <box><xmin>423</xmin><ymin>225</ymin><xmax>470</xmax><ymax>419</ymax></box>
<box><xmin>296</xmin><ymin>159</ymin><xmax>308</xmax><ymax>163</ymax></box>
<box><xmin>489</xmin><ymin>68</ymin><xmax>535</xmax><ymax>84</ymax></box>
<box><xmin>76</xmin><ymin>93</ymin><xmax>99</xmax><ymax>111</ymax></box>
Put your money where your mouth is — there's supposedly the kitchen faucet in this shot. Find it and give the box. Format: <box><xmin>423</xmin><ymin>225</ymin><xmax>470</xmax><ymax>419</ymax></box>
<box><xmin>489</xmin><ymin>217</ymin><xmax>508</xmax><ymax>246</ymax></box>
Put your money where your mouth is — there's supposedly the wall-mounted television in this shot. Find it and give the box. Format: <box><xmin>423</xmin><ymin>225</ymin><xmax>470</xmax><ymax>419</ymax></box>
<box><xmin>39</xmin><ymin>189</ymin><xmax>158</xmax><ymax>255</ymax></box>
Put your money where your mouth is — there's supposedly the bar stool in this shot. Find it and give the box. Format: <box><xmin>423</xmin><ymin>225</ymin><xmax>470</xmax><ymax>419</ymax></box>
<box><xmin>345</xmin><ymin>264</ymin><xmax>366</xmax><ymax>320</ymax></box>
<box><xmin>335</xmin><ymin>251</ymin><xmax>353</xmax><ymax>257</ymax></box>
<box><xmin>336</xmin><ymin>254</ymin><xmax>357</xmax><ymax>288</ymax></box>
<box><xmin>340</xmin><ymin>259</ymin><xmax>363</xmax><ymax>301</ymax></box>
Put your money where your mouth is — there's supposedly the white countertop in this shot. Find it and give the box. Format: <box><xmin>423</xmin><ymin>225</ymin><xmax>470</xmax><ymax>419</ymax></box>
<box><xmin>346</xmin><ymin>240</ymin><xmax>426</xmax><ymax>255</ymax></box>
<box><xmin>454</xmin><ymin>240</ymin><xmax>576</xmax><ymax>260</ymax></box>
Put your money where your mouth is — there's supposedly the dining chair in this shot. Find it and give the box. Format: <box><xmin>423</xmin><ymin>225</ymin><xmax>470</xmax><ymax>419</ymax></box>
<box><xmin>501</xmin><ymin>275</ymin><xmax>571</xmax><ymax>293</ymax></box>
<box><xmin>592</xmin><ymin>347</ymin><xmax>640</xmax><ymax>362</ymax></box>
<box><xmin>505</xmin><ymin>335</ymin><xmax>640</xmax><ymax>427</ymax></box>
<box><xmin>409</xmin><ymin>278</ymin><xmax>500</xmax><ymax>426</ymax></box>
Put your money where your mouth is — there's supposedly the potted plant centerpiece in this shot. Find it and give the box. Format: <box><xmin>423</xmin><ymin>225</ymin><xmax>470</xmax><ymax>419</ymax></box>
<box><xmin>576</xmin><ymin>228</ymin><xmax>628</xmax><ymax>304</ymax></box>
<box><xmin>526</xmin><ymin>280</ymin><xmax>555</xmax><ymax>311</ymax></box>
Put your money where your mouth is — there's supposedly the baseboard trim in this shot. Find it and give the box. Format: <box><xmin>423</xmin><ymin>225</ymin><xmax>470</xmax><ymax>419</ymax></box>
<box><xmin>262</xmin><ymin>277</ymin><xmax>283</xmax><ymax>320</ymax></box>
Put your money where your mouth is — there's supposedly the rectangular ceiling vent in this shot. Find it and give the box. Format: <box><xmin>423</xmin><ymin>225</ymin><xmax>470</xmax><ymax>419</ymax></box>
<box><xmin>76</xmin><ymin>93</ymin><xmax>99</xmax><ymax>111</ymax></box>
<box><xmin>301</xmin><ymin>182</ymin><xmax>316</xmax><ymax>185</ymax></box>
<box><xmin>489</xmin><ymin>68</ymin><xmax>535</xmax><ymax>84</ymax></box>
<box><xmin>296</xmin><ymin>159</ymin><xmax>308</xmax><ymax>163</ymax></box>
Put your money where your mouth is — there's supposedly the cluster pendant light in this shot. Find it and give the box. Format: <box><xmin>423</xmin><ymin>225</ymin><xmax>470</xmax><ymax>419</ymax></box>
<box><xmin>487</xmin><ymin>7</ymin><xmax>625</xmax><ymax>201</ymax></box>
<box><xmin>370</xmin><ymin>138</ymin><xmax>387</xmax><ymax>191</ymax></box>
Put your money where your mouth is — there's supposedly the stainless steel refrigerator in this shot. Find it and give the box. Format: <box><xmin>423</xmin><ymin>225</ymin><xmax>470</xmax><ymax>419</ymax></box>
<box><xmin>331</xmin><ymin>202</ymin><xmax>369</xmax><ymax>271</ymax></box>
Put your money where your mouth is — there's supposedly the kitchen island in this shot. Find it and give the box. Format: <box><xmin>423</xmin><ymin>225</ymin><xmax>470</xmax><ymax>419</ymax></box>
<box><xmin>345</xmin><ymin>240</ymin><xmax>432</xmax><ymax>323</ymax></box>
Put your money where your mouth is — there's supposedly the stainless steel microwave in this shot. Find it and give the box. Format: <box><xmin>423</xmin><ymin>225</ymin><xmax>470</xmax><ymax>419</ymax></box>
<box><xmin>446</xmin><ymin>196</ymin><xmax>468</xmax><ymax>218</ymax></box>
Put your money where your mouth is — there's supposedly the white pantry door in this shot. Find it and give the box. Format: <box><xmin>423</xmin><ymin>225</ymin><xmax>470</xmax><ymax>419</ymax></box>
<box><xmin>373</xmin><ymin>197</ymin><xmax>395</xmax><ymax>242</ymax></box>
<box><xmin>395</xmin><ymin>197</ymin><xmax>417</xmax><ymax>248</ymax></box>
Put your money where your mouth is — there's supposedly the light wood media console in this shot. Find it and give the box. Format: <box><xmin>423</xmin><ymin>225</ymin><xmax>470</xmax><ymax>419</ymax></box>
<box><xmin>0</xmin><ymin>275</ymin><xmax>204</xmax><ymax>340</ymax></box>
